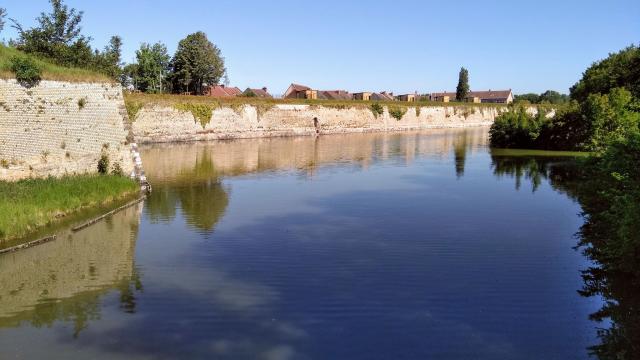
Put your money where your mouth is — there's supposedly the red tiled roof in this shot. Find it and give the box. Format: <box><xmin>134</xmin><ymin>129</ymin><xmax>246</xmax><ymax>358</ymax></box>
<box><xmin>206</xmin><ymin>85</ymin><xmax>242</xmax><ymax>97</ymax></box>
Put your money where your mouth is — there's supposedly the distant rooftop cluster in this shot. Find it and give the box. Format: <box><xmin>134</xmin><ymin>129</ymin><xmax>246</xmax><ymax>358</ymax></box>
<box><xmin>200</xmin><ymin>83</ymin><xmax>513</xmax><ymax>104</ymax></box>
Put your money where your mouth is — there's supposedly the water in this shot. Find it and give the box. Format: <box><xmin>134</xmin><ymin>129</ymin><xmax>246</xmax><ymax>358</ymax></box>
<box><xmin>0</xmin><ymin>128</ymin><xmax>601</xmax><ymax>359</ymax></box>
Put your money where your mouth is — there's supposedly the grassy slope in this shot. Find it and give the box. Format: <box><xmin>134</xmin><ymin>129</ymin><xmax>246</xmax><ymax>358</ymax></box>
<box><xmin>0</xmin><ymin>175</ymin><xmax>139</xmax><ymax>241</ymax></box>
<box><xmin>0</xmin><ymin>44</ymin><xmax>112</xmax><ymax>83</ymax></box>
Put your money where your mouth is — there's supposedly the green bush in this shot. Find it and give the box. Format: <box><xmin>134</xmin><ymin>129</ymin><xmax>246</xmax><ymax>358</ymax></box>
<box><xmin>9</xmin><ymin>55</ymin><xmax>42</xmax><ymax>87</ymax></box>
<box><xmin>388</xmin><ymin>107</ymin><xmax>407</xmax><ymax>121</ymax></box>
<box><xmin>370</xmin><ymin>103</ymin><xmax>383</xmax><ymax>117</ymax></box>
<box><xmin>97</xmin><ymin>154</ymin><xmax>109</xmax><ymax>174</ymax></box>
<box><xmin>489</xmin><ymin>107</ymin><xmax>549</xmax><ymax>148</ymax></box>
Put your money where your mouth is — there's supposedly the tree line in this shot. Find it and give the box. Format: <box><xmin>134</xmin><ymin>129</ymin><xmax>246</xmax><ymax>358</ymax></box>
<box><xmin>0</xmin><ymin>0</ymin><xmax>226</xmax><ymax>94</ymax></box>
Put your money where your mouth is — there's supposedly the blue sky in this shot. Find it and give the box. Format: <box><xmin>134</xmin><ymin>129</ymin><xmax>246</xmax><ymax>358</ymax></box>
<box><xmin>2</xmin><ymin>0</ymin><xmax>638</xmax><ymax>96</ymax></box>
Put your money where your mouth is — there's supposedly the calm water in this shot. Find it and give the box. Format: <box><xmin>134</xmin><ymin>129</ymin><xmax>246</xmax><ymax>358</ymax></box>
<box><xmin>0</xmin><ymin>128</ymin><xmax>601</xmax><ymax>359</ymax></box>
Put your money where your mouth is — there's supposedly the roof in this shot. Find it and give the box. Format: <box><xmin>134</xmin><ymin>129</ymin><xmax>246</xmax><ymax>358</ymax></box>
<box><xmin>288</xmin><ymin>83</ymin><xmax>312</xmax><ymax>92</ymax></box>
<box><xmin>371</xmin><ymin>92</ymin><xmax>395</xmax><ymax>101</ymax></box>
<box><xmin>206</xmin><ymin>85</ymin><xmax>242</xmax><ymax>97</ymax></box>
<box><xmin>431</xmin><ymin>90</ymin><xmax>512</xmax><ymax>100</ymax></box>
<box><xmin>318</xmin><ymin>90</ymin><xmax>352</xmax><ymax>100</ymax></box>
<box><xmin>247</xmin><ymin>88</ymin><xmax>272</xmax><ymax>98</ymax></box>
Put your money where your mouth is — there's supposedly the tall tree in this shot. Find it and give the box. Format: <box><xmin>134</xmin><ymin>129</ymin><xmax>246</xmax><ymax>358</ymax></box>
<box><xmin>456</xmin><ymin>67</ymin><xmax>470</xmax><ymax>101</ymax></box>
<box><xmin>93</xmin><ymin>36</ymin><xmax>123</xmax><ymax>79</ymax></box>
<box><xmin>0</xmin><ymin>8</ymin><xmax>7</xmax><ymax>35</ymax></box>
<box><xmin>171</xmin><ymin>31</ymin><xmax>226</xmax><ymax>95</ymax></box>
<box><xmin>11</xmin><ymin>0</ymin><xmax>93</xmax><ymax>67</ymax></box>
<box><xmin>135</xmin><ymin>42</ymin><xmax>170</xmax><ymax>93</ymax></box>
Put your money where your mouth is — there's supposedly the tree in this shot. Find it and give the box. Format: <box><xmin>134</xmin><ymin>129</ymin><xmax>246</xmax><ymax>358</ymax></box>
<box><xmin>171</xmin><ymin>31</ymin><xmax>226</xmax><ymax>94</ymax></box>
<box><xmin>135</xmin><ymin>42</ymin><xmax>170</xmax><ymax>93</ymax></box>
<box><xmin>11</xmin><ymin>0</ymin><xmax>93</xmax><ymax>67</ymax></box>
<box><xmin>538</xmin><ymin>90</ymin><xmax>568</xmax><ymax>104</ymax></box>
<box><xmin>0</xmin><ymin>8</ymin><xmax>6</xmax><ymax>35</ymax></box>
<box><xmin>93</xmin><ymin>36</ymin><xmax>123</xmax><ymax>79</ymax></box>
<box><xmin>570</xmin><ymin>45</ymin><xmax>640</xmax><ymax>103</ymax></box>
<box><xmin>456</xmin><ymin>67</ymin><xmax>470</xmax><ymax>101</ymax></box>
<box><xmin>514</xmin><ymin>93</ymin><xmax>540</xmax><ymax>104</ymax></box>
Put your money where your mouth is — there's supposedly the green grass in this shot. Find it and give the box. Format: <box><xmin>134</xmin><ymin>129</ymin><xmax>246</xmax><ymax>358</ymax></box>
<box><xmin>0</xmin><ymin>44</ymin><xmax>113</xmax><ymax>83</ymax></box>
<box><xmin>0</xmin><ymin>175</ymin><xmax>139</xmax><ymax>241</ymax></box>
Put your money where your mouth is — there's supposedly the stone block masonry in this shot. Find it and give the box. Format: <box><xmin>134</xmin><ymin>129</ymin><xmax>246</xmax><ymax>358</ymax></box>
<box><xmin>0</xmin><ymin>80</ymin><xmax>135</xmax><ymax>181</ymax></box>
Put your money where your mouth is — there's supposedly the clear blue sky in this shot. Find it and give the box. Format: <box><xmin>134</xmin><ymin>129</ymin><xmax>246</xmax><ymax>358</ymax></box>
<box><xmin>2</xmin><ymin>0</ymin><xmax>639</xmax><ymax>96</ymax></box>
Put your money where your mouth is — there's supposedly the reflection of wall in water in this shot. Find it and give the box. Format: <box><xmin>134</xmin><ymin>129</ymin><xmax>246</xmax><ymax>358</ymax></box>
<box><xmin>141</xmin><ymin>128</ymin><xmax>489</xmax><ymax>184</ymax></box>
<box><xmin>0</xmin><ymin>203</ymin><xmax>143</xmax><ymax>331</ymax></box>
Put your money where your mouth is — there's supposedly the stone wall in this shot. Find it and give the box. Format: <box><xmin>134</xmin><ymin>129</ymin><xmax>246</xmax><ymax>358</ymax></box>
<box><xmin>132</xmin><ymin>104</ymin><xmax>506</xmax><ymax>143</ymax></box>
<box><xmin>0</xmin><ymin>80</ymin><xmax>134</xmax><ymax>181</ymax></box>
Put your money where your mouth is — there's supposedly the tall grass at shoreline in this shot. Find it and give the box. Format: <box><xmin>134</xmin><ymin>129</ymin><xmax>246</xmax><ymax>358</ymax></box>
<box><xmin>0</xmin><ymin>175</ymin><xmax>138</xmax><ymax>241</ymax></box>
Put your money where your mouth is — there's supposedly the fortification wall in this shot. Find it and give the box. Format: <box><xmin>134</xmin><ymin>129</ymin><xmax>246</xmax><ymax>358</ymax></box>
<box><xmin>132</xmin><ymin>104</ymin><xmax>505</xmax><ymax>143</ymax></box>
<box><xmin>0</xmin><ymin>80</ymin><xmax>135</xmax><ymax>181</ymax></box>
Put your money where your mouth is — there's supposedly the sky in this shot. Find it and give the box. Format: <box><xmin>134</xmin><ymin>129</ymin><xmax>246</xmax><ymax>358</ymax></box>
<box><xmin>2</xmin><ymin>0</ymin><xmax>638</xmax><ymax>96</ymax></box>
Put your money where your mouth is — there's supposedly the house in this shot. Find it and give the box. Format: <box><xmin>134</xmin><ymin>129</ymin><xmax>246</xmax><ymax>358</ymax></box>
<box><xmin>318</xmin><ymin>90</ymin><xmax>352</xmax><ymax>100</ymax></box>
<box><xmin>397</xmin><ymin>94</ymin><xmax>416</xmax><ymax>102</ymax></box>
<box><xmin>245</xmin><ymin>87</ymin><xmax>273</xmax><ymax>98</ymax></box>
<box><xmin>284</xmin><ymin>83</ymin><xmax>318</xmax><ymax>99</ymax></box>
<box><xmin>204</xmin><ymin>84</ymin><xmax>242</xmax><ymax>98</ymax></box>
<box><xmin>371</xmin><ymin>92</ymin><xmax>395</xmax><ymax>101</ymax></box>
<box><xmin>430</xmin><ymin>90</ymin><xmax>513</xmax><ymax>104</ymax></box>
<box><xmin>353</xmin><ymin>92</ymin><xmax>372</xmax><ymax>101</ymax></box>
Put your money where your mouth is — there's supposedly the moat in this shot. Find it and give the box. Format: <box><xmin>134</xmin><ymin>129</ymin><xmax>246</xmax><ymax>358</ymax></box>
<box><xmin>0</xmin><ymin>128</ymin><xmax>602</xmax><ymax>359</ymax></box>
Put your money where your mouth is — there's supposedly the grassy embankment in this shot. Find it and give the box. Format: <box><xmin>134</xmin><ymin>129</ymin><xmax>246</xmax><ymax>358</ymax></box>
<box><xmin>0</xmin><ymin>44</ymin><xmax>112</xmax><ymax>83</ymax></box>
<box><xmin>0</xmin><ymin>175</ymin><xmax>139</xmax><ymax>241</ymax></box>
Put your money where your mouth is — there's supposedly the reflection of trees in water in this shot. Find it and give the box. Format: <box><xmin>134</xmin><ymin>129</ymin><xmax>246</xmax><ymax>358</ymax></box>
<box><xmin>146</xmin><ymin>149</ymin><xmax>229</xmax><ymax>233</ymax></box>
<box><xmin>0</xmin><ymin>205</ymin><xmax>144</xmax><ymax>337</ymax></box>
<box><xmin>453</xmin><ymin>133</ymin><xmax>470</xmax><ymax>178</ymax></box>
<box><xmin>490</xmin><ymin>152</ymin><xmax>640</xmax><ymax>358</ymax></box>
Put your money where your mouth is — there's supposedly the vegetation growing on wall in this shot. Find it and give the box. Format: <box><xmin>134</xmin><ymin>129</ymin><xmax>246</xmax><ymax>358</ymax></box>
<box><xmin>388</xmin><ymin>106</ymin><xmax>407</xmax><ymax>121</ymax></box>
<box><xmin>370</xmin><ymin>103</ymin><xmax>384</xmax><ymax>117</ymax></box>
<box><xmin>174</xmin><ymin>103</ymin><xmax>216</xmax><ymax>127</ymax></box>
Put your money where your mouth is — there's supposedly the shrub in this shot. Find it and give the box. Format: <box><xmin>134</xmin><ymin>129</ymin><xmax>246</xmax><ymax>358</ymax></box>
<box><xmin>126</xmin><ymin>101</ymin><xmax>144</xmax><ymax>121</ymax></box>
<box><xmin>489</xmin><ymin>107</ymin><xmax>549</xmax><ymax>148</ymax></box>
<box><xmin>389</xmin><ymin>107</ymin><xmax>407</xmax><ymax>121</ymax></box>
<box><xmin>97</xmin><ymin>154</ymin><xmax>109</xmax><ymax>174</ymax></box>
<box><xmin>77</xmin><ymin>97</ymin><xmax>87</xmax><ymax>109</ymax></box>
<box><xmin>111</xmin><ymin>162</ymin><xmax>124</xmax><ymax>176</ymax></box>
<box><xmin>174</xmin><ymin>103</ymin><xmax>216</xmax><ymax>127</ymax></box>
<box><xmin>370</xmin><ymin>103</ymin><xmax>383</xmax><ymax>117</ymax></box>
<box><xmin>9</xmin><ymin>55</ymin><xmax>42</xmax><ymax>87</ymax></box>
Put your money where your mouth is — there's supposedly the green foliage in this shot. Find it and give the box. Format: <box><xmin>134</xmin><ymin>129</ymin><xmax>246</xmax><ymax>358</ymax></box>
<box><xmin>9</xmin><ymin>55</ymin><xmax>42</xmax><ymax>87</ymax></box>
<box><xmin>77</xmin><ymin>97</ymin><xmax>87</xmax><ymax>109</ymax></box>
<box><xmin>174</xmin><ymin>102</ymin><xmax>216</xmax><ymax>127</ymax></box>
<box><xmin>111</xmin><ymin>162</ymin><xmax>123</xmax><ymax>176</ymax></box>
<box><xmin>570</xmin><ymin>45</ymin><xmax>640</xmax><ymax>103</ymax></box>
<box><xmin>370</xmin><ymin>103</ymin><xmax>383</xmax><ymax>117</ymax></box>
<box><xmin>171</xmin><ymin>31</ymin><xmax>226</xmax><ymax>95</ymax></box>
<box><xmin>0</xmin><ymin>7</ymin><xmax>6</xmax><ymax>34</ymax></box>
<box><xmin>456</xmin><ymin>67</ymin><xmax>470</xmax><ymax>101</ymax></box>
<box><xmin>388</xmin><ymin>106</ymin><xmax>406</xmax><ymax>121</ymax></box>
<box><xmin>582</xmin><ymin>88</ymin><xmax>640</xmax><ymax>151</ymax></box>
<box><xmin>97</xmin><ymin>153</ymin><xmax>109</xmax><ymax>174</ymax></box>
<box><xmin>489</xmin><ymin>107</ymin><xmax>550</xmax><ymax>148</ymax></box>
<box><xmin>125</xmin><ymin>101</ymin><xmax>144</xmax><ymax>121</ymax></box>
<box><xmin>515</xmin><ymin>91</ymin><xmax>569</xmax><ymax>104</ymax></box>
<box><xmin>134</xmin><ymin>42</ymin><xmax>170</xmax><ymax>93</ymax></box>
<box><xmin>10</xmin><ymin>0</ymin><xmax>122</xmax><ymax>79</ymax></box>
<box><xmin>0</xmin><ymin>175</ymin><xmax>138</xmax><ymax>240</ymax></box>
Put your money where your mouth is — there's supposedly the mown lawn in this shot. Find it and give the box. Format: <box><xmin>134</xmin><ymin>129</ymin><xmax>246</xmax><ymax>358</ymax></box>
<box><xmin>0</xmin><ymin>44</ymin><xmax>112</xmax><ymax>83</ymax></box>
<box><xmin>0</xmin><ymin>175</ymin><xmax>139</xmax><ymax>241</ymax></box>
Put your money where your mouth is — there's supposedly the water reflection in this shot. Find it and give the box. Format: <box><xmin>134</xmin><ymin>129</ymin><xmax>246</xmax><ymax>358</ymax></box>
<box><xmin>0</xmin><ymin>203</ymin><xmax>143</xmax><ymax>336</ymax></box>
<box><xmin>0</xmin><ymin>128</ymin><xmax>609</xmax><ymax>359</ymax></box>
<box><xmin>489</xmin><ymin>150</ymin><xmax>640</xmax><ymax>358</ymax></box>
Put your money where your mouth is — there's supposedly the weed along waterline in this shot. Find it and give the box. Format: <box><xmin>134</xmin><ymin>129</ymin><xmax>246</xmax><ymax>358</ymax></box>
<box><xmin>0</xmin><ymin>0</ymin><xmax>638</xmax><ymax>359</ymax></box>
